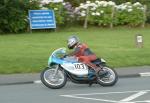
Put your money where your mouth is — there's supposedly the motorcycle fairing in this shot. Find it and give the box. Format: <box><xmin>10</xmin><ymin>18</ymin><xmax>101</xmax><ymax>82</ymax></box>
<box><xmin>61</xmin><ymin>63</ymin><xmax>89</xmax><ymax>76</ymax></box>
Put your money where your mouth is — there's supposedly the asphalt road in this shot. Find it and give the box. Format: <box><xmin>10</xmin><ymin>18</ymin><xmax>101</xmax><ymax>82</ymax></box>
<box><xmin>0</xmin><ymin>77</ymin><xmax>150</xmax><ymax>103</ymax></box>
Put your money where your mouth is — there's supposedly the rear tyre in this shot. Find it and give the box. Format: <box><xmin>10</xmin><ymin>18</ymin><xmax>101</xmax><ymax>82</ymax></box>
<box><xmin>41</xmin><ymin>67</ymin><xmax>67</xmax><ymax>89</ymax></box>
<box><xmin>97</xmin><ymin>66</ymin><xmax>118</xmax><ymax>86</ymax></box>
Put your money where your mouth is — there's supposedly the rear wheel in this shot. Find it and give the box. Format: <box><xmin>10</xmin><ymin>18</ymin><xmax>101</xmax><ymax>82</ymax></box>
<box><xmin>97</xmin><ymin>66</ymin><xmax>118</xmax><ymax>86</ymax></box>
<box><xmin>40</xmin><ymin>66</ymin><xmax>67</xmax><ymax>89</ymax></box>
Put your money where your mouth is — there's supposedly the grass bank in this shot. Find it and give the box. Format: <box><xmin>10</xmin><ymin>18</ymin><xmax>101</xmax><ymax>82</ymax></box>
<box><xmin>0</xmin><ymin>27</ymin><xmax>150</xmax><ymax>74</ymax></box>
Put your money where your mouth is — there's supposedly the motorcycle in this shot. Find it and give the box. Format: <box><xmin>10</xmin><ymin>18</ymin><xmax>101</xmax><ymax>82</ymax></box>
<box><xmin>41</xmin><ymin>48</ymin><xmax>118</xmax><ymax>89</ymax></box>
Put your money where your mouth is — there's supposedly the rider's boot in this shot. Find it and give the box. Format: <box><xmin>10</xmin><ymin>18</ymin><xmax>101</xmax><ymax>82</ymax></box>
<box><xmin>88</xmin><ymin>81</ymin><xmax>93</xmax><ymax>87</ymax></box>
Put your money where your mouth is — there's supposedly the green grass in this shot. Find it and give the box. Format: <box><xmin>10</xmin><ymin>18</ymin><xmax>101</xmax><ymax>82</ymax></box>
<box><xmin>0</xmin><ymin>27</ymin><xmax>150</xmax><ymax>74</ymax></box>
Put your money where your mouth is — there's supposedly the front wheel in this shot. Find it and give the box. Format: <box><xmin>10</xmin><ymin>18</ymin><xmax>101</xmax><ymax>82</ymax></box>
<box><xmin>40</xmin><ymin>67</ymin><xmax>67</xmax><ymax>89</ymax></box>
<box><xmin>97</xmin><ymin>66</ymin><xmax>118</xmax><ymax>86</ymax></box>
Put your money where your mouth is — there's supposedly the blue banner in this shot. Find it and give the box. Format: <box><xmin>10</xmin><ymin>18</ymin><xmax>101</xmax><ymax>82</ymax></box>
<box><xmin>29</xmin><ymin>10</ymin><xmax>56</xmax><ymax>29</ymax></box>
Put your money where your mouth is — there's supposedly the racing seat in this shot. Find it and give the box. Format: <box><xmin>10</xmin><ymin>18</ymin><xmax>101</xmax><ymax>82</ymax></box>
<box><xmin>91</xmin><ymin>58</ymin><xmax>101</xmax><ymax>64</ymax></box>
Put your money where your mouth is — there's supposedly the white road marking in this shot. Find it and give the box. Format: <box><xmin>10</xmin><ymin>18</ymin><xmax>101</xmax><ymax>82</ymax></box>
<box><xmin>60</xmin><ymin>90</ymin><xmax>150</xmax><ymax>103</ymax></box>
<box><xmin>61</xmin><ymin>90</ymin><xmax>150</xmax><ymax>96</ymax></box>
<box><xmin>140</xmin><ymin>72</ymin><xmax>150</xmax><ymax>77</ymax></box>
<box><xmin>61</xmin><ymin>95</ymin><xmax>132</xmax><ymax>103</ymax></box>
<box><xmin>134</xmin><ymin>100</ymin><xmax>150</xmax><ymax>103</ymax></box>
<box><xmin>120</xmin><ymin>91</ymin><xmax>147</xmax><ymax>102</ymax></box>
<box><xmin>34</xmin><ymin>80</ymin><xmax>41</xmax><ymax>84</ymax></box>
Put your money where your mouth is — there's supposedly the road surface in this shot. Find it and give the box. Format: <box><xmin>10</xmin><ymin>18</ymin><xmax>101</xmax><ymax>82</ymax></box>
<box><xmin>0</xmin><ymin>77</ymin><xmax>150</xmax><ymax>103</ymax></box>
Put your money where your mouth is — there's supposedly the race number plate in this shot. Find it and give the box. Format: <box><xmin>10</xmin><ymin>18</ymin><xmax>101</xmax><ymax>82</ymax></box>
<box><xmin>74</xmin><ymin>63</ymin><xmax>87</xmax><ymax>70</ymax></box>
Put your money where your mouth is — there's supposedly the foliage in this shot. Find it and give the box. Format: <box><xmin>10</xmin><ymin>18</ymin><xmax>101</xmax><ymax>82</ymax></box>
<box><xmin>64</xmin><ymin>0</ymin><xmax>85</xmax><ymax>6</ymax></box>
<box><xmin>114</xmin><ymin>2</ymin><xmax>145</xmax><ymax>26</ymax></box>
<box><xmin>41</xmin><ymin>1</ymin><xmax>76</xmax><ymax>26</ymax></box>
<box><xmin>41</xmin><ymin>2</ymin><xmax>72</xmax><ymax>25</ymax></box>
<box><xmin>113</xmin><ymin>0</ymin><xmax>150</xmax><ymax>23</ymax></box>
<box><xmin>42</xmin><ymin>3</ymin><xmax>66</xmax><ymax>25</ymax></box>
<box><xmin>0</xmin><ymin>0</ymin><xmax>149</xmax><ymax>33</ymax></box>
<box><xmin>76</xmin><ymin>1</ymin><xmax>145</xmax><ymax>27</ymax></box>
<box><xmin>0</xmin><ymin>0</ymin><xmax>40</xmax><ymax>33</ymax></box>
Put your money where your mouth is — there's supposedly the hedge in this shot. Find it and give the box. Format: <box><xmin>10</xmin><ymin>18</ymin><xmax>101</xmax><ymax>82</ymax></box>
<box><xmin>0</xmin><ymin>0</ymin><xmax>149</xmax><ymax>33</ymax></box>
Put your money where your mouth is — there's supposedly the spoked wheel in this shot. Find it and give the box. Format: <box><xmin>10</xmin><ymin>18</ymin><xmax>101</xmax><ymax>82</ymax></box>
<box><xmin>97</xmin><ymin>66</ymin><xmax>118</xmax><ymax>86</ymax></box>
<box><xmin>40</xmin><ymin>66</ymin><xmax>67</xmax><ymax>89</ymax></box>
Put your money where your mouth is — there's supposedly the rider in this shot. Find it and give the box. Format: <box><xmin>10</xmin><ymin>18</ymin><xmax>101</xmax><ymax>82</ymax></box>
<box><xmin>67</xmin><ymin>35</ymin><xmax>106</xmax><ymax>76</ymax></box>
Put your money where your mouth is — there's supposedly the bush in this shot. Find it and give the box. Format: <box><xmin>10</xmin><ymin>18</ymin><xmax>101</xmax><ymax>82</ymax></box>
<box><xmin>114</xmin><ymin>2</ymin><xmax>145</xmax><ymax>26</ymax></box>
<box><xmin>41</xmin><ymin>2</ymin><xmax>65</xmax><ymax>25</ymax></box>
<box><xmin>0</xmin><ymin>0</ymin><xmax>40</xmax><ymax>33</ymax></box>
<box><xmin>76</xmin><ymin>1</ymin><xmax>115</xmax><ymax>26</ymax></box>
<box><xmin>113</xmin><ymin>0</ymin><xmax>150</xmax><ymax>23</ymax></box>
<box><xmin>0</xmin><ymin>0</ymin><xmax>148</xmax><ymax>33</ymax></box>
<box><xmin>75</xmin><ymin>1</ymin><xmax>145</xmax><ymax>27</ymax></box>
<box><xmin>41</xmin><ymin>1</ymin><xmax>76</xmax><ymax>26</ymax></box>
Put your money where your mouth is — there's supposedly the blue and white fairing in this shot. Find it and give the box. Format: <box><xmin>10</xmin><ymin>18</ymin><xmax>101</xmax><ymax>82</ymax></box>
<box><xmin>48</xmin><ymin>48</ymin><xmax>89</xmax><ymax>76</ymax></box>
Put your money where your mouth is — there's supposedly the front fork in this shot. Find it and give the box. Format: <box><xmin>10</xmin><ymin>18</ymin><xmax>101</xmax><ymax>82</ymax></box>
<box><xmin>53</xmin><ymin>65</ymin><xmax>59</xmax><ymax>78</ymax></box>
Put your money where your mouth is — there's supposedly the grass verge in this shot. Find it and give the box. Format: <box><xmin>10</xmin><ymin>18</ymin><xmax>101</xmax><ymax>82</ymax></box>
<box><xmin>0</xmin><ymin>27</ymin><xmax>150</xmax><ymax>74</ymax></box>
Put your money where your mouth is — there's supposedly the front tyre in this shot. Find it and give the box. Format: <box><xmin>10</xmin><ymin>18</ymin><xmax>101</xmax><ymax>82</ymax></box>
<box><xmin>97</xmin><ymin>67</ymin><xmax>118</xmax><ymax>86</ymax></box>
<box><xmin>40</xmin><ymin>67</ymin><xmax>67</xmax><ymax>89</ymax></box>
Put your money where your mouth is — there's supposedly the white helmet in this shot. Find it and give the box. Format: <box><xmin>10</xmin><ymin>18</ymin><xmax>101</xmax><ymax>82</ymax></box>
<box><xmin>67</xmin><ymin>35</ymin><xmax>79</xmax><ymax>49</ymax></box>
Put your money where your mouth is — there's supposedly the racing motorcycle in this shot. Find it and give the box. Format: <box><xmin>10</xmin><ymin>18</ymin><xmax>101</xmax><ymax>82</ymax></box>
<box><xmin>41</xmin><ymin>48</ymin><xmax>118</xmax><ymax>89</ymax></box>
